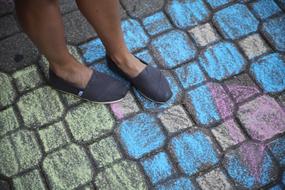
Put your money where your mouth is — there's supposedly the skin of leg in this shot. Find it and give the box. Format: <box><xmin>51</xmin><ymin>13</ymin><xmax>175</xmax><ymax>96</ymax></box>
<box><xmin>15</xmin><ymin>0</ymin><xmax>92</xmax><ymax>88</ymax></box>
<box><xmin>76</xmin><ymin>0</ymin><xmax>146</xmax><ymax>78</ymax></box>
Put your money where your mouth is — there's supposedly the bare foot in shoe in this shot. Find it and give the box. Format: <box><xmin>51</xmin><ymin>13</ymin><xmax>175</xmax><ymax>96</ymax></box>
<box><xmin>50</xmin><ymin>56</ymin><xmax>93</xmax><ymax>89</ymax></box>
<box><xmin>109</xmin><ymin>52</ymin><xmax>146</xmax><ymax>78</ymax></box>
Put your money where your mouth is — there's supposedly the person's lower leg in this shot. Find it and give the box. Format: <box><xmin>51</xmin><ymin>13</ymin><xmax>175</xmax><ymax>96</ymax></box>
<box><xmin>76</xmin><ymin>0</ymin><xmax>146</xmax><ymax>77</ymax></box>
<box><xmin>15</xmin><ymin>0</ymin><xmax>92</xmax><ymax>88</ymax></box>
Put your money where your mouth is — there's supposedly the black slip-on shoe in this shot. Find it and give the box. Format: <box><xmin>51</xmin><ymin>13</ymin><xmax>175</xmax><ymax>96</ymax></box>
<box><xmin>106</xmin><ymin>55</ymin><xmax>172</xmax><ymax>103</ymax></box>
<box><xmin>48</xmin><ymin>69</ymin><xmax>129</xmax><ymax>104</ymax></box>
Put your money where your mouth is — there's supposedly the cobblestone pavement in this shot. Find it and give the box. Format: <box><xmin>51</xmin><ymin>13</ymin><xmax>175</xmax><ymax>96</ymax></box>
<box><xmin>1</xmin><ymin>0</ymin><xmax>285</xmax><ymax>189</ymax></box>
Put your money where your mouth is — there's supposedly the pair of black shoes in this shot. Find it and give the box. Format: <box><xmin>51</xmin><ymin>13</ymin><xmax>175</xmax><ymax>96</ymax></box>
<box><xmin>48</xmin><ymin>55</ymin><xmax>172</xmax><ymax>104</ymax></box>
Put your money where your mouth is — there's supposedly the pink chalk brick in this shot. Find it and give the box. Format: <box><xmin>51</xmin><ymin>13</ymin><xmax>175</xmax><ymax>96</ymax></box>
<box><xmin>238</xmin><ymin>95</ymin><xmax>285</xmax><ymax>141</ymax></box>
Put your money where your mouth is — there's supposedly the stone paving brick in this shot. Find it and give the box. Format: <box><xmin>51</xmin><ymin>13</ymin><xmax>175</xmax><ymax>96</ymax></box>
<box><xmin>95</xmin><ymin>160</ymin><xmax>148</xmax><ymax>190</ymax></box>
<box><xmin>89</xmin><ymin>136</ymin><xmax>122</xmax><ymax>168</ymax></box>
<box><xmin>90</xmin><ymin>60</ymin><xmax>128</xmax><ymax>83</ymax></box>
<box><xmin>141</xmin><ymin>152</ymin><xmax>174</xmax><ymax>184</ymax></box>
<box><xmin>223</xmin><ymin>141</ymin><xmax>278</xmax><ymax>189</ymax></box>
<box><xmin>238</xmin><ymin>33</ymin><xmax>270</xmax><ymax>60</ymax></box>
<box><xmin>39</xmin><ymin>122</ymin><xmax>70</xmax><ymax>153</ymax></box>
<box><xmin>269</xmin><ymin>184</ymin><xmax>284</xmax><ymax>190</ymax></box>
<box><xmin>120</xmin><ymin>0</ymin><xmax>164</xmax><ymax>18</ymax></box>
<box><xmin>142</xmin><ymin>12</ymin><xmax>172</xmax><ymax>36</ymax></box>
<box><xmin>117</xmin><ymin>113</ymin><xmax>165</xmax><ymax>159</ymax></box>
<box><xmin>250</xmin><ymin>53</ymin><xmax>285</xmax><ymax>93</ymax></box>
<box><xmin>211</xmin><ymin>119</ymin><xmax>246</xmax><ymax>151</ymax></box>
<box><xmin>63</xmin><ymin>11</ymin><xmax>96</xmax><ymax>44</ymax></box>
<box><xmin>0</xmin><ymin>15</ymin><xmax>19</xmax><ymax>38</ymax></box>
<box><xmin>13</xmin><ymin>170</ymin><xmax>46</xmax><ymax>190</ymax></box>
<box><xmin>151</xmin><ymin>30</ymin><xmax>196</xmax><ymax>69</ymax></box>
<box><xmin>12</xmin><ymin>65</ymin><xmax>43</xmax><ymax>93</ymax></box>
<box><xmin>81</xmin><ymin>19</ymin><xmax>148</xmax><ymax>64</ymax></box>
<box><xmin>262</xmin><ymin>15</ymin><xmax>285</xmax><ymax>52</ymax></box>
<box><xmin>170</xmin><ymin>131</ymin><xmax>219</xmax><ymax>176</ymax></box>
<box><xmin>0</xmin><ymin>0</ymin><xmax>14</xmax><ymax>16</ymax></box>
<box><xmin>110</xmin><ymin>92</ymin><xmax>139</xmax><ymax>120</ymax></box>
<box><xmin>213</xmin><ymin>4</ymin><xmax>259</xmax><ymax>40</ymax></box>
<box><xmin>0</xmin><ymin>136</ymin><xmax>20</xmax><ymax>177</ymax></box>
<box><xmin>224</xmin><ymin>73</ymin><xmax>260</xmax><ymax>103</ymax></box>
<box><xmin>0</xmin><ymin>107</ymin><xmax>19</xmax><ymax>137</ymax></box>
<box><xmin>278</xmin><ymin>93</ymin><xmax>285</xmax><ymax>109</ymax></box>
<box><xmin>269</xmin><ymin>137</ymin><xmax>285</xmax><ymax>166</ymax></box>
<box><xmin>276</xmin><ymin>0</ymin><xmax>285</xmax><ymax>10</ymax></box>
<box><xmin>174</xmin><ymin>61</ymin><xmax>206</xmax><ymax>89</ymax></box>
<box><xmin>199</xmin><ymin>42</ymin><xmax>246</xmax><ymax>81</ymax></box>
<box><xmin>0</xmin><ymin>130</ymin><xmax>42</xmax><ymax>177</ymax></box>
<box><xmin>156</xmin><ymin>177</ymin><xmax>195</xmax><ymax>190</ymax></box>
<box><xmin>205</xmin><ymin>0</ymin><xmax>232</xmax><ymax>9</ymax></box>
<box><xmin>0</xmin><ymin>179</ymin><xmax>10</xmax><ymax>190</ymax></box>
<box><xmin>59</xmin><ymin>0</ymin><xmax>78</xmax><ymax>15</ymax></box>
<box><xmin>135</xmin><ymin>49</ymin><xmax>157</xmax><ymax>68</ymax></box>
<box><xmin>0</xmin><ymin>33</ymin><xmax>38</xmax><ymax>72</ymax></box>
<box><xmin>196</xmin><ymin>168</ymin><xmax>233</xmax><ymax>190</ymax></box>
<box><xmin>186</xmin><ymin>82</ymin><xmax>234</xmax><ymax>126</ymax></box>
<box><xmin>134</xmin><ymin>72</ymin><xmax>182</xmax><ymax>111</ymax></box>
<box><xmin>166</xmin><ymin>0</ymin><xmax>210</xmax><ymax>29</ymax></box>
<box><xmin>66</xmin><ymin>102</ymin><xmax>114</xmax><ymax>142</ymax></box>
<box><xmin>0</xmin><ymin>72</ymin><xmax>16</xmax><ymax>108</ymax></box>
<box><xmin>238</xmin><ymin>95</ymin><xmax>285</xmax><ymax>141</ymax></box>
<box><xmin>43</xmin><ymin>144</ymin><xmax>93</xmax><ymax>190</ymax></box>
<box><xmin>250</xmin><ymin>0</ymin><xmax>281</xmax><ymax>20</ymax></box>
<box><xmin>158</xmin><ymin>105</ymin><xmax>194</xmax><ymax>134</ymax></box>
<box><xmin>40</xmin><ymin>45</ymin><xmax>83</xmax><ymax>78</ymax></box>
<box><xmin>17</xmin><ymin>86</ymin><xmax>64</xmax><ymax>128</ymax></box>
<box><xmin>188</xmin><ymin>23</ymin><xmax>220</xmax><ymax>47</ymax></box>
<box><xmin>121</xmin><ymin>19</ymin><xmax>149</xmax><ymax>51</ymax></box>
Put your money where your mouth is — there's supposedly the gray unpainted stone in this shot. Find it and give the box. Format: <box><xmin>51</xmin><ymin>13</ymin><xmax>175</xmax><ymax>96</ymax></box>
<box><xmin>188</xmin><ymin>23</ymin><xmax>220</xmax><ymax>47</ymax></box>
<box><xmin>158</xmin><ymin>105</ymin><xmax>194</xmax><ymax>134</ymax></box>
<box><xmin>196</xmin><ymin>168</ymin><xmax>233</xmax><ymax>190</ymax></box>
<box><xmin>0</xmin><ymin>33</ymin><xmax>38</xmax><ymax>72</ymax></box>
<box><xmin>63</xmin><ymin>10</ymin><xmax>97</xmax><ymax>44</ymax></box>
<box><xmin>238</xmin><ymin>34</ymin><xmax>270</xmax><ymax>59</ymax></box>
<box><xmin>120</xmin><ymin>0</ymin><xmax>164</xmax><ymax>18</ymax></box>
<box><xmin>0</xmin><ymin>0</ymin><xmax>14</xmax><ymax>16</ymax></box>
<box><xmin>59</xmin><ymin>0</ymin><xmax>78</xmax><ymax>15</ymax></box>
<box><xmin>0</xmin><ymin>15</ymin><xmax>19</xmax><ymax>39</ymax></box>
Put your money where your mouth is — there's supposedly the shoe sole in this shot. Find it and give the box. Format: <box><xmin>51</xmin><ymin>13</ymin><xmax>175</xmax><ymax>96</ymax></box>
<box><xmin>132</xmin><ymin>87</ymin><xmax>168</xmax><ymax>104</ymax></box>
<box><xmin>53</xmin><ymin>88</ymin><xmax>126</xmax><ymax>105</ymax></box>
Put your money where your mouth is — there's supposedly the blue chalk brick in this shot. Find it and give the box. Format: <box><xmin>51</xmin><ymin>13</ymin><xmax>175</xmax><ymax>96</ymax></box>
<box><xmin>199</xmin><ymin>42</ymin><xmax>246</xmax><ymax>80</ymax></box>
<box><xmin>142</xmin><ymin>12</ymin><xmax>172</xmax><ymax>36</ymax></box>
<box><xmin>170</xmin><ymin>131</ymin><xmax>219</xmax><ymax>175</ymax></box>
<box><xmin>135</xmin><ymin>49</ymin><xmax>157</xmax><ymax>68</ymax></box>
<box><xmin>262</xmin><ymin>15</ymin><xmax>285</xmax><ymax>52</ymax></box>
<box><xmin>156</xmin><ymin>177</ymin><xmax>195</xmax><ymax>190</ymax></box>
<box><xmin>224</xmin><ymin>148</ymin><xmax>277</xmax><ymax>189</ymax></box>
<box><xmin>142</xmin><ymin>152</ymin><xmax>174</xmax><ymax>184</ymax></box>
<box><xmin>151</xmin><ymin>30</ymin><xmax>197</xmax><ymax>69</ymax></box>
<box><xmin>174</xmin><ymin>62</ymin><xmax>206</xmax><ymax>89</ymax></box>
<box><xmin>269</xmin><ymin>137</ymin><xmax>285</xmax><ymax>166</ymax></box>
<box><xmin>80</xmin><ymin>38</ymin><xmax>105</xmax><ymax>64</ymax></box>
<box><xmin>166</xmin><ymin>0</ymin><xmax>210</xmax><ymax>28</ymax></box>
<box><xmin>134</xmin><ymin>73</ymin><xmax>181</xmax><ymax>111</ymax></box>
<box><xmin>283</xmin><ymin>171</ymin><xmax>285</xmax><ymax>185</ymax></box>
<box><xmin>206</xmin><ymin>0</ymin><xmax>231</xmax><ymax>8</ymax></box>
<box><xmin>269</xmin><ymin>184</ymin><xmax>284</xmax><ymax>190</ymax></box>
<box><xmin>214</xmin><ymin>4</ymin><xmax>259</xmax><ymax>39</ymax></box>
<box><xmin>90</xmin><ymin>61</ymin><xmax>129</xmax><ymax>84</ymax></box>
<box><xmin>251</xmin><ymin>0</ymin><xmax>281</xmax><ymax>19</ymax></box>
<box><xmin>250</xmin><ymin>53</ymin><xmax>285</xmax><ymax>93</ymax></box>
<box><xmin>118</xmin><ymin>113</ymin><xmax>165</xmax><ymax>159</ymax></box>
<box><xmin>121</xmin><ymin>19</ymin><xmax>149</xmax><ymax>51</ymax></box>
<box><xmin>187</xmin><ymin>85</ymin><xmax>220</xmax><ymax>125</ymax></box>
